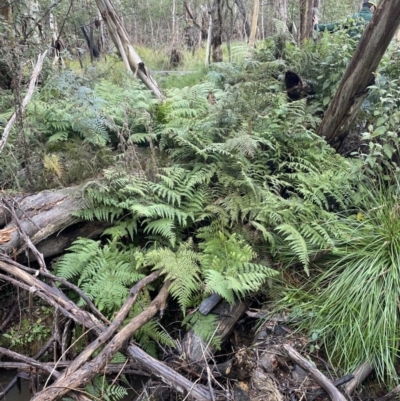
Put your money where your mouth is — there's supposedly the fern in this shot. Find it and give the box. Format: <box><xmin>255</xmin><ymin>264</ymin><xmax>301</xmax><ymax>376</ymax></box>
<box><xmin>55</xmin><ymin>238</ymin><xmax>145</xmax><ymax>315</ymax></box>
<box><xmin>183</xmin><ymin>312</ymin><xmax>221</xmax><ymax>349</ymax></box>
<box><xmin>145</xmin><ymin>243</ymin><xmax>201</xmax><ymax>314</ymax></box>
<box><xmin>200</xmin><ymin>232</ymin><xmax>277</xmax><ymax>303</ymax></box>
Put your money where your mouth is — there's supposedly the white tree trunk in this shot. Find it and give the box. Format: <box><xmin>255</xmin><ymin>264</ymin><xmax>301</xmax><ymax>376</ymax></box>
<box><xmin>248</xmin><ymin>0</ymin><xmax>259</xmax><ymax>48</ymax></box>
<box><xmin>95</xmin><ymin>0</ymin><xmax>164</xmax><ymax>100</ymax></box>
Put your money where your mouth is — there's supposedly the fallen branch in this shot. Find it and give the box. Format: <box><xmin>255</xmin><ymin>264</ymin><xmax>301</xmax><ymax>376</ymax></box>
<box><xmin>376</xmin><ymin>385</ymin><xmax>400</xmax><ymax>401</ymax></box>
<box><xmin>0</xmin><ymin>347</ymin><xmax>92</xmax><ymax>401</ymax></box>
<box><xmin>0</xmin><ymin>258</ymin><xmax>213</xmax><ymax>401</ymax></box>
<box><xmin>0</xmin><ymin>361</ymin><xmax>149</xmax><ymax>376</ymax></box>
<box><xmin>344</xmin><ymin>361</ymin><xmax>374</xmax><ymax>396</ymax></box>
<box><xmin>0</xmin><ymin>51</ymin><xmax>47</xmax><ymax>154</ymax></box>
<box><xmin>283</xmin><ymin>344</ymin><xmax>347</xmax><ymax>401</ymax></box>
<box><xmin>31</xmin><ymin>281</ymin><xmax>171</xmax><ymax>401</ymax></box>
<box><xmin>0</xmin><ymin>336</ymin><xmax>54</xmax><ymax>400</ymax></box>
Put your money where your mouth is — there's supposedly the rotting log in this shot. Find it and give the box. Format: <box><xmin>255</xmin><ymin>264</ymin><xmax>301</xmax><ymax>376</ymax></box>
<box><xmin>317</xmin><ymin>0</ymin><xmax>400</xmax><ymax>151</ymax></box>
<box><xmin>0</xmin><ymin>186</ymin><xmax>107</xmax><ymax>260</ymax></box>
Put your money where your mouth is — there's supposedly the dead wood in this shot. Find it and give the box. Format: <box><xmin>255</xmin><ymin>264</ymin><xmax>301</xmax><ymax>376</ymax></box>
<box><xmin>31</xmin><ymin>281</ymin><xmax>171</xmax><ymax>401</ymax></box>
<box><xmin>0</xmin><ymin>52</ymin><xmax>47</xmax><ymax>154</ymax></box>
<box><xmin>182</xmin><ymin>300</ymin><xmax>248</xmax><ymax>364</ymax></box>
<box><xmin>311</xmin><ymin>374</ymin><xmax>354</xmax><ymax>398</ymax></box>
<box><xmin>0</xmin><ymin>302</ymin><xmax>17</xmax><ymax>331</ymax></box>
<box><xmin>0</xmin><ymin>187</ymin><xmax>84</xmax><ymax>255</ymax></box>
<box><xmin>47</xmin><ymin>269</ymin><xmax>161</xmax><ymax>379</ymax></box>
<box><xmin>344</xmin><ymin>361</ymin><xmax>374</xmax><ymax>396</ymax></box>
<box><xmin>0</xmin><ymin>257</ymin><xmax>214</xmax><ymax>401</ymax></box>
<box><xmin>0</xmin><ymin>257</ymin><xmax>109</xmax><ymax>324</ymax></box>
<box><xmin>0</xmin><ymin>361</ymin><xmax>149</xmax><ymax>376</ymax></box>
<box><xmin>0</xmin><ymin>336</ymin><xmax>55</xmax><ymax>400</ymax></box>
<box><xmin>376</xmin><ymin>384</ymin><xmax>400</xmax><ymax>401</ymax></box>
<box><xmin>283</xmin><ymin>344</ymin><xmax>347</xmax><ymax>401</ymax></box>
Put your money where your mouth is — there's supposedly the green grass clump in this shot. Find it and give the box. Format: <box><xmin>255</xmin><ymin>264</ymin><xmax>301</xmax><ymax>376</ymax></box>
<box><xmin>304</xmin><ymin>178</ymin><xmax>400</xmax><ymax>383</ymax></box>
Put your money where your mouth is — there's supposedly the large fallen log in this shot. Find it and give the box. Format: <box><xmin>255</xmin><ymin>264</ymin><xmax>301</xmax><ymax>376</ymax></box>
<box><xmin>0</xmin><ymin>187</ymin><xmax>107</xmax><ymax>259</ymax></box>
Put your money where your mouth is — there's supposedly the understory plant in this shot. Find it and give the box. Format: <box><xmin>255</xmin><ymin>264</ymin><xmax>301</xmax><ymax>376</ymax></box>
<box><xmin>284</xmin><ymin>177</ymin><xmax>400</xmax><ymax>383</ymax></box>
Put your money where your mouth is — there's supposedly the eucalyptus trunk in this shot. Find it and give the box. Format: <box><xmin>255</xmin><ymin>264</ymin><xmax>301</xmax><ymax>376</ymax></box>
<box><xmin>248</xmin><ymin>0</ymin><xmax>260</xmax><ymax>48</ymax></box>
<box><xmin>211</xmin><ymin>0</ymin><xmax>223</xmax><ymax>62</ymax></box>
<box><xmin>233</xmin><ymin>0</ymin><xmax>250</xmax><ymax>39</ymax></box>
<box><xmin>318</xmin><ymin>0</ymin><xmax>400</xmax><ymax>150</ymax></box>
<box><xmin>275</xmin><ymin>0</ymin><xmax>288</xmax><ymax>25</ymax></box>
<box><xmin>299</xmin><ymin>0</ymin><xmax>313</xmax><ymax>42</ymax></box>
<box><xmin>95</xmin><ymin>0</ymin><xmax>164</xmax><ymax>100</ymax></box>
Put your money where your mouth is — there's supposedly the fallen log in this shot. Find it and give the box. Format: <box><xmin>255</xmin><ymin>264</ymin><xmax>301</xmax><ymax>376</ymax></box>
<box><xmin>0</xmin><ymin>187</ymin><xmax>83</xmax><ymax>253</ymax></box>
<box><xmin>0</xmin><ymin>187</ymin><xmax>107</xmax><ymax>260</ymax></box>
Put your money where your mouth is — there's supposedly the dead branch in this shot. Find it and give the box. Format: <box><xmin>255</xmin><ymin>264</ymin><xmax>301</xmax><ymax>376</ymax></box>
<box><xmin>1</xmin><ymin>256</ymin><xmax>109</xmax><ymax>324</ymax></box>
<box><xmin>0</xmin><ymin>259</ymin><xmax>213</xmax><ymax>401</ymax></box>
<box><xmin>344</xmin><ymin>361</ymin><xmax>374</xmax><ymax>396</ymax></box>
<box><xmin>51</xmin><ymin>269</ymin><xmax>161</xmax><ymax>378</ymax></box>
<box><xmin>0</xmin><ymin>51</ymin><xmax>47</xmax><ymax>154</ymax></box>
<box><xmin>0</xmin><ymin>303</ymin><xmax>18</xmax><ymax>331</ymax></box>
<box><xmin>0</xmin><ymin>361</ymin><xmax>149</xmax><ymax>376</ymax></box>
<box><xmin>283</xmin><ymin>344</ymin><xmax>347</xmax><ymax>401</ymax></box>
<box><xmin>376</xmin><ymin>385</ymin><xmax>400</xmax><ymax>401</ymax></box>
<box><xmin>0</xmin><ymin>336</ymin><xmax>54</xmax><ymax>400</ymax></box>
<box><xmin>31</xmin><ymin>281</ymin><xmax>171</xmax><ymax>401</ymax></box>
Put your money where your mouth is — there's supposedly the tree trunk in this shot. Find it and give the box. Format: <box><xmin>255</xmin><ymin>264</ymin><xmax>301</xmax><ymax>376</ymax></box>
<box><xmin>299</xmin><ymin>0</ymin><xmax>313</xmax><ymax>42</ymax></box>
<box><xmin>211</xmin><ymin>0</ymin><xmax>223</xmax><ymax>62</ymax></box>
<box><xmin>81</xmin><ymin>25</ymin><xmax>100</xmax><ymax>58</ymax></box>
<box><xmin>318</xmin><ymin>0</ymin><xmax>400</xmax><ymax>151</ymax></box>
<box><xmin>95</xmin><ymin>0</ymin><xmax>164</xmax><ymax>100</ymax></box>
<box><xmin>248</xmin><ymin>0</ymin><xmax>260</xmax><ymax>49</ymax></box>
<box><xmin>233</xmin><ymin>0</ymin><xmax>250</xmax><ymax>39</ymax></box>
<box><xmin>205</xmin><ymin>7</ymin><xmax>213</xmax><ymax>66</ymax></box>
<box><xmin>275</xmin><ymin>0</ymin><xmax>288</xmax><ymax>26</ymax></box>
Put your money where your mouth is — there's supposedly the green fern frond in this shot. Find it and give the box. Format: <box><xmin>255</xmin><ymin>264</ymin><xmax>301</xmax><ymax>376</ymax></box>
<box><xmin>146</xmin><ymin>244</ymin><xmax>201</xmax><ymax>313</ymax></box>
<box><xmin>276</xmin><ymin>223</ymin><xmax>310</xmax><ymax>275</ymax></box>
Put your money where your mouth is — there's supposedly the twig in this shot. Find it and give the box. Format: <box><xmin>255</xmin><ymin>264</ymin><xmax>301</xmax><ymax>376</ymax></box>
<box><xmin>283</xmin><ymin>344</ymin><xmax>347</xmax><ymax>401</ymax></box>
<box><xmin>0</xmin><ymin>51</ymin><xmax>47</xmax><ymax>154</ymax></box>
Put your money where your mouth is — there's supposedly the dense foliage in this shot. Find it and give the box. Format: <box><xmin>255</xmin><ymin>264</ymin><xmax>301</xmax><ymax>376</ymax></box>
<box><xmin>2</xmin><ymin>23</ymin><xmax>400</xmax><ymax>390</ymax></box>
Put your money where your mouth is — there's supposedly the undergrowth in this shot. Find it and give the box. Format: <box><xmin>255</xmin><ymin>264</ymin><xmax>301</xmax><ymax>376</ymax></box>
<box><xmin>3</xmin><ymin>30</ymin><xmax>400</xmax><ymax>387</ymax></box>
